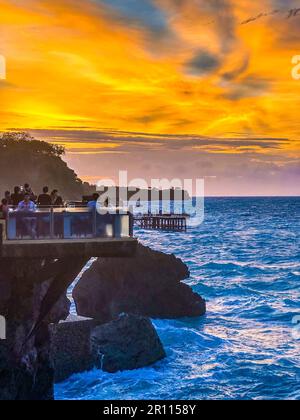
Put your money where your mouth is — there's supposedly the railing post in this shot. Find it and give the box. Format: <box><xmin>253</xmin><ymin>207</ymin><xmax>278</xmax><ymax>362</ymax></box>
<box><xmin>114</xmin><ymin>213</ymin><xmax>121</xmax><ymax>238</ymax></box>
<box><xmin>50</xmin><ymin>206</ymin><xmax>54</xmax><ymax>239</ymax></box>
<box><xmin>7</xmin><ymin>210</ymin><xmax>16</xmax><ymax>239</ymax></box>
<box><xmin>93</xmin><ymin>207</ymin><xmax>97</xmax><ymax>237</ymax></box>
<box><xmin>0</xmin><ymin>222</ymin><xmax>3</xmax><ymax>252</ymax></box>
<box><xmin>129</xmin><ymin>211</ymin><xmax>134</xmax><ymax>236</ymax></box>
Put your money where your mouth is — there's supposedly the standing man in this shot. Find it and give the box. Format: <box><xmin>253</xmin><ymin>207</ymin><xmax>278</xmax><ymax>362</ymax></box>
<box><xmin>11</xmin><ymin>186</ymin><xmax>24</xmax><ymax>206</ymax></box>
<box><xmin>17</xmin><ymin>193</ymin><xmax>37</xmax><ymax>238</ymax></box>
<box><xmin>24</xmin><ymin>183</ymin><xmax>36</xmax><ymax>202</ymax></box>
<box><xmin>37</xmin><ymin>186</ymin><xmax>52</xmax><ymax>207</ymax></box>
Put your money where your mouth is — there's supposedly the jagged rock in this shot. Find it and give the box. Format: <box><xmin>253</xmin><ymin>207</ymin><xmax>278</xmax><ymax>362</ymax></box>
<box><xmin>51</xmin><ymin>315</ymin><xmax>98</xmax><ymax>383</ymax></box>
<box><xmin>52</xmin><ymin>313</ymin><xmax>166</xmax><ymax>379</ymax></box>
<box><xmin>46</xmin><ymin>293</ymin><xmax>71</xmax><ymax>325</ymax></box>
<box><xmin>73</xmin><ymin>244</ymin><xmax>206</xmax><ymax>321</ymax></box>
<box><xmin>0</xmin><ymin>257</ymin><xmax>88</xmax><ymax>400</ymax></box>
<box><xmin>91</xmin><ymin>313</ymin><xmax>166</xmax><ymax>373</ymax></box>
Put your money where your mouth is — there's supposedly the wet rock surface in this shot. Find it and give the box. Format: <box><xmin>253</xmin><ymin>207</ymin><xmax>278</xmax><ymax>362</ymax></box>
<box><xmin>73</xmin><ymin>244</ymin><xmax>206</xmax><ymax>321</ymax></box>
<box><xmin>91</xmin><ymin>313</ymin><xmax>166</xmax><ymax>373</ymax></box>
<box><xmin>0</xmin><ymin>257</ymin><xmax>88</xmax><ymax>400</ymax></box>
<box><xmin>51</xmin><ymin>315</ymin><xmax>99</xmax><ymax>383</ymax></box>
<box><xmin>52</xmin><ymin>313</ymin><xmax>166</xmax><ymax>379</ymax></box>
<box><xmin>1</xmin><ymin>244</ymin><xmax>205</xmax><ymax>398</ymax></box>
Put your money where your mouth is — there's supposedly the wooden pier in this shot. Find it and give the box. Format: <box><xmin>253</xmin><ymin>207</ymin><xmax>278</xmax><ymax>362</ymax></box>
<box><xmin>134</xmin><ymin>215</ymin><xmax>187</xmax><ymax>232</ymax></box>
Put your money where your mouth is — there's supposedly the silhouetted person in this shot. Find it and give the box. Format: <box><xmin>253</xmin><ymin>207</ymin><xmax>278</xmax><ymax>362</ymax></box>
<box><xmin>87</xmin><ymin>193</ymin><xmax>100</xmax><ymax>210</ymax></box>
<box><xmin>37</xmin><ymin>186</ymin><xmax>52</xmax><ymax>207</ymax></box>
<box><xmin>0</xmin><ymin>198</ymin><xmax>9</xmax><ymax>219</ymax></box>
<box><xmin>4</xmin><ymin>191</ymin><xmax>11</xmax><ymax>205</ymax></box>
<box><xmin>11</xmin><ymin>186</ymin><xmax>24</xmax><ymax>206</ymax></box>
<box><xmin>51</xmin><ymin>189</ymin><xmax>64</xmax><ymax>206</ymax></box>
<box><xmin>24</xmin><ymin>183</ymin><xmax>36</xmax><ymax>202</ymax></box>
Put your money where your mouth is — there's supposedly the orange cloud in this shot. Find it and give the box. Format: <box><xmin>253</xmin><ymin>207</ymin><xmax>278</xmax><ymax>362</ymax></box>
<box><xmin>0</xmin><ymin>0</ymin><xmax>299</xmax><ymax>194</ymax></box>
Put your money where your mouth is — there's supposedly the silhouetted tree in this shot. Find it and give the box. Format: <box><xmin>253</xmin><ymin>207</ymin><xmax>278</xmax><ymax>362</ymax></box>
<box><xmin>0</xmin><ymin>132</ymin><xmax>95</xmax><ymax>200</ymax></box>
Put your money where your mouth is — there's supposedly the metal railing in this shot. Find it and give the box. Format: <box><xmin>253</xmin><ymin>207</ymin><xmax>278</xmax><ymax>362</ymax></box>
<box><xmin>5</xmin><ymin>206</ymin><xmax>133</xmax><ymax>240</ymax></box>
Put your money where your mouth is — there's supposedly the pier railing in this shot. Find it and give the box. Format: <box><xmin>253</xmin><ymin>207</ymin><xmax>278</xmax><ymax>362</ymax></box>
<box><xmin>134</xmin><ymin>214</ymin><xmax>187</xmax><ymax>231</ymax></box>
<box><xmin>5</xmin><ymin>206</ymin><xmax>134</xmax><ymax>240</ymax></box>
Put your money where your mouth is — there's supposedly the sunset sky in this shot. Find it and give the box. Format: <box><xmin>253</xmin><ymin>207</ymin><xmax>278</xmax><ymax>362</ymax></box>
<box><xmin>0</xmin><ymin>0</ymin><xmax>300</xmax><ymax>195</ymax></box>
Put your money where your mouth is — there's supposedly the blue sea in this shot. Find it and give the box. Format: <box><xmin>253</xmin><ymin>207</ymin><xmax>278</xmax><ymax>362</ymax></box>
<box><xmin>56</xmin><ymin>197</ymin><xmax>300</xmax><ymax>400</ymax></box>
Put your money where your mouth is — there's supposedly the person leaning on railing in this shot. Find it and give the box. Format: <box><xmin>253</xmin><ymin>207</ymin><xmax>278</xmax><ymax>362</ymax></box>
<box><xmin>17</xmin><ymin>193</ymin><xmax>37</xmax><ymax>212</ymax></box>
<box><xmin>16</xmin><ymin>193</ymin><xmax>37</xmax><ymax>239</ymax></box>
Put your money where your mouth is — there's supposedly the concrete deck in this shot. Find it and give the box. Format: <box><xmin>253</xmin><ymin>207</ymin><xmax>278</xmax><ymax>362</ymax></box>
<box><xmin>0</xmin><ymin>237</ymin><xmax>138</xmax><ymax>258</ymax></box>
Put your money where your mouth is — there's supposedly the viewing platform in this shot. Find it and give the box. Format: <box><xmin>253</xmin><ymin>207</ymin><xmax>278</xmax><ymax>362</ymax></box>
<box><xmin>0</xmin><ymin>206</ymin><xmax>137</xmax><ymax>258</ymax></box>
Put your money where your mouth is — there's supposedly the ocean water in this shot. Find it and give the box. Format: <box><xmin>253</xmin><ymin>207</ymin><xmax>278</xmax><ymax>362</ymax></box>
<box><xmin>56</xmin><ymin>197</ymin><xmax>300</xmax><ymax>401</ymax></box>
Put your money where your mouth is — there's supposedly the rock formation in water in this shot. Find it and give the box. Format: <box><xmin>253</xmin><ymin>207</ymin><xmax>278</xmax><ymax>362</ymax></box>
<box><xmin>52</xmin><ymin>313</ymin><xmax>166</xmax><ymax>379</ymax></box>
<box><xmin>0</xmin><ymin>257</ymin><xmax>88</xmax><ymax>400</ymax></box>
<box><xmin>0</xmin><ymin>242</ymin><xmax>205</xmax><ymax>397</ymax></box>
<box><xmin>73</xmin><ymin>244</ymin><xmax>206</xmax><ymax>321</ymax></box>
<box><xmin>91</xmin><ymin>313</ymin><xmax>166</xmax><ymax>373</ymax></box>
<box><xmin>51</xmin><ymin>315</ymin><xmax>99</xmax><ymax>383</ymax></box>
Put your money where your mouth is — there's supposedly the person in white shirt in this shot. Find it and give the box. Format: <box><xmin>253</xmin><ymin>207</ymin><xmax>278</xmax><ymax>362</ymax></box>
<box><xmin>17</xmin><ymin>193</ymin><xmax>37</xmax><ymax>238</ymax></box>
<box><xmin>17</xmin><ymin>193</ymin><xmax>37</xmax><ymax>212</ymax></box>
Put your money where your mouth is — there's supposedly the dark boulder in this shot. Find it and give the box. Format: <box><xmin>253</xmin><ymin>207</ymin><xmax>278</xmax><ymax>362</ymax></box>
<box><xmin>51</xmin><ymin>313</ymin><xmax>166</xmax><ymax>379</ymax></box>
<box><xmin>73</xmin><ymin>244</ymin><xmax>206</xmax><ymax>321</ymax></box>
<box><xmin>91</xmin><ymin>313</ymin><xmax>166</xmax><ymax>373</ymax></box>
<box><xmin>51</xmin><ymin>315</ymin><xmax>98</xmax><ymax>383</ymax></box>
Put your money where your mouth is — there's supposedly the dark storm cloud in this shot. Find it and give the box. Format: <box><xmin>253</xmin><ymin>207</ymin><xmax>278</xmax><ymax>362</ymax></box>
<box><xmin>271</xmin><ymin>0</ymin><xmax>299</xmax><ymax>8</ymax></box>
<box><xmin>25</xmin><ymin>128</ymin><xmax>288</xmax><ymax>154</ymax></box>
<box><xmin>96</xmin><ymin>0</ymin><xmax>167</xmax><ymax>32</ymax></box>
<box><xmin>223</xmin><ymin>75</ymin><xmax>271</xmax><ymax>100</ymax></box>
<box><xmin>186</xmin><ymin>50</ymin><xmax>221</xmax><ymax>76</ymax></box>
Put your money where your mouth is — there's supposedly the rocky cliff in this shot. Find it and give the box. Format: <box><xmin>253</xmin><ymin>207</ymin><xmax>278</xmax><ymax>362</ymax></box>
<box><xmin>73</xmin><ymin>244</ymin><xmax>206</xmax><ymax>321</ymax></box>
<box><xmin>0</xmin><ymin>256</ymin><xmax>88</xmax><ymax>400</ymax></box>
<box><xmin>1</xmin><ymin>244</ymin><xmax>206</xmax><ymax>399</ymax></box>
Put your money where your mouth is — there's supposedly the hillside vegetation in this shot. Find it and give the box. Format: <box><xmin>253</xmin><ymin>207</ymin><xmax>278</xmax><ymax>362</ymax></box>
<box><xmin>0</xmin><ymin>132</ymin><xmax>94</xmax><ymax>200</ymax></box>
